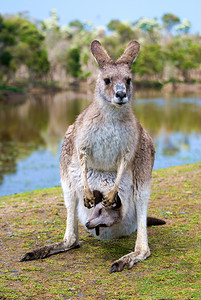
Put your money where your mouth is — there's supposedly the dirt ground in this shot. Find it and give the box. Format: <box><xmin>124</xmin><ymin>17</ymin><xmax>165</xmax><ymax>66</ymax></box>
<box><xmin>0</xmin><ymin>163</ymin><xmax>200</xmax><ymax>299</ymax></box>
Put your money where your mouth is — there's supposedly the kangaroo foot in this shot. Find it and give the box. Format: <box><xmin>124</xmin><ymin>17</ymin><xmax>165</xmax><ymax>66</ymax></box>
<box><xmin>109</xmin><ymin>249</ymin><xmax>151</xmax><ymax>273</ymax></box>
<box><xmin>20</xmin><ymin>240</ymin><xmax>79</xmax><ymax>261</ymax></box>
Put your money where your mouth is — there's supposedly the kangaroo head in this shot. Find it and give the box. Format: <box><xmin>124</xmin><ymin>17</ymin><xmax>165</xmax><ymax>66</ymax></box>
<box><xmin>85</xmin><ymin>191</ymin><xmax>122</xmax><ymax>231</ymax></box>
<box><xmin>91</xmin><ymin>40</ymin><xmax>140</xmax><ymax>108</ymax></box>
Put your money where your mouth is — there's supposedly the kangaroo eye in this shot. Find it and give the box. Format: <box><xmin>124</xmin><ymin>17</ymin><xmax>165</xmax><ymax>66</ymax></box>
<box><xmin>104</xmin><ymin>78</ymin><xmax>111</xmax><ymax>85</ymax></box>
<box><xmin>126</xmin><ymin>78</ymin><xmax>131</xmax><ymax>85</ymax></box>
<box><xmin>98</xmin><ymin>208</ymin><xmax>102</xmax><ymax>215</ymax></box>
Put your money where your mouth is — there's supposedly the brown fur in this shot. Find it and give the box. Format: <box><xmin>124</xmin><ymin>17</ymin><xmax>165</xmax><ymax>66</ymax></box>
<box><xmin>116</xmin><ymin>40</ymin><xmax>141</xmax><ymax>67</ymax></box>
<box><xmin>20</xmin><ymin>41</ymin><xmax>165</xmax><ymax>273</ymax></box>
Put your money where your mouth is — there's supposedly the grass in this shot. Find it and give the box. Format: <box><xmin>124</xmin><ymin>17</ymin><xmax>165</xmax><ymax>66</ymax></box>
<box><xmin>0</xmin><ymin>163</ymin><xmax>200</xmax><ymax>299</ymax></box>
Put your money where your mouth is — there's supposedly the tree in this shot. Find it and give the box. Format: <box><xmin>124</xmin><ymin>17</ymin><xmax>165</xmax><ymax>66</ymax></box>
<box><xmin>136</xmin><ymin>18</ymin><xmax>159</xmax><ymax>33</ymax></box>
<box><xmin>162</xmin><ymin>13</ymin><xmax>180</xmax><ymax>32</ymax></box>
<box><xmin>0</xmin><ymin>15</ymin><xmax>18</xmax><ymax>82</ymax></box>
<box><xmin>66</xmin><ymin>48</ymin><xmax>82</xmax><ymax>79</ymax></box>
<box><xmin>135</xmin><ymin>18</ymin><xmax>160</xmax><ymax>43</ymax></box>
<box><xmin>166</xmin><ymin>37</ymin><xmax>201</xmax><ymax>81</ymax></box>
<box><xmin>68</xmin><ymin>20</ymin><xmax>84</xmax><ymax>32</ymax></box>
<box><xmin>41</xmin><ymin>9</ymin><xmax>60</xmax><ymax>33</ymax></box>
<box><xmin>107</xmin><ymin>19</ymin><xmax>121</xmax><ymax>31</ymax></box>
<box><xmin>0</xmin><ymin>14</ymin><xmax>50</xmax><ymax>83</ymax></box>
<box><xmin>15</xmin><ymin>17</ymin><xmax>50</xmax><ymax>80</ymax></box>
<box><xmin>26</xmin><ymin>48</ymin><xmax>49</xmax><ymax>79</ymax></box>
<box><xmin>103</xmin><ymin>21</ymin><xmax>136</xmax><ymax>59</ymax></box>
<box><xmin>116</xmin><ymin>23</ymin><xmax>134</xmax><ymax>43</ymax></box>
<box><xmin>102</xmin><ymin>36</ymin><xmax>122</xmax><ymax>61</ymax></box>
<box><xmin>132</xmin><ymin>44</ymin><xmax>164</xmax><ymax>78</ymax></box>
<box><xmin>175</xmin><ymin>19</ymin><xmax>191</xmax><ymax>34</ymax></box>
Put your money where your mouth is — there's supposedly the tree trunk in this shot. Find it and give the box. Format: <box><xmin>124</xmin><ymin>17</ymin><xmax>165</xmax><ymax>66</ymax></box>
<box><xmin>182</xmin><ymin>69</ymin><xmax>190</xmax><ymax>82</ymax></box>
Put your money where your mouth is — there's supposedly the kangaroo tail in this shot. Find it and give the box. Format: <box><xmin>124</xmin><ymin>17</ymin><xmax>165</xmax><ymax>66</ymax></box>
<box><xmin>147</xmin><ymin>216</ymin><xmax>166</xmax><ymax>226</ymax></box>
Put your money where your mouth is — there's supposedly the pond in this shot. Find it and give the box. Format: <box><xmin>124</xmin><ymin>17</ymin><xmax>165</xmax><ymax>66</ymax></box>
<box><xmin>0</xmin><ymin>91</ymin><xmax>201</xmax><ymax>196</ymax></box>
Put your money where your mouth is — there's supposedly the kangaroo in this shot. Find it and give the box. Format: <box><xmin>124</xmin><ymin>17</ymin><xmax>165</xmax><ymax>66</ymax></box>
<box><xmin>21</xmin><ymin>40</ymin><xmax>165</xmax><ymax>272</ymax></box>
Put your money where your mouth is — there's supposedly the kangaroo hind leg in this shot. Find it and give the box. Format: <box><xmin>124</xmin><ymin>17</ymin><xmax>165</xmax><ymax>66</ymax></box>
<box><xmin>110</xmin><ymin>183</ymin><xmax>151</xmax><ymax>272</ymax></box>
<box><xmin>20</xmin><ymin>180</ymin><xmax>79</xmax><ymax>261</ymax></box>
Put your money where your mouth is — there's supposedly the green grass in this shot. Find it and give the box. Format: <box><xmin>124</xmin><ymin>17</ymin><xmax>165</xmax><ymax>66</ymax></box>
<box><xmin>0</xmin><ymin>163</ymin><xmax>200</xmax><ymax>299</ymax></box>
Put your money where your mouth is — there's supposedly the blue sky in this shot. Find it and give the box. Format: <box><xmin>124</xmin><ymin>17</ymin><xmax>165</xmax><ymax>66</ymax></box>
<box><xmin>1</xmin><ymin>0</ymin><xmax>201</xmax><ymax>33</ymax></box>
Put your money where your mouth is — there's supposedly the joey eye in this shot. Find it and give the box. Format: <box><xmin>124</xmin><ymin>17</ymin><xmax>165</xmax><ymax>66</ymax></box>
<box><xmin>98</xmin><ymin>208</ymin><xmax>102</xmax><ymax>215</ymax></box>
<box><xmin>126</xmin><ymin>78</ymin><xmax>131</xmax><ymax>85</ymax></box>
<box><xmin>104</xmin><ymin>78</ymin><xmax>111</xmax><ymax>85</ymax></box>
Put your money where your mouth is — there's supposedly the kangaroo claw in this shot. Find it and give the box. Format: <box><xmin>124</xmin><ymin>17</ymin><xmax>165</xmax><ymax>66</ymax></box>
<box><xmin>103</xmin><ymin>191</ymin><xmax>118</xmax><ymax>207</ymax></box>
<box><xmin>83</xmin><ymin>187</ymin><xmax>95</xmax><ymax>208</ymax></box>
<box><xmin>109</xmin><ymin>261</ymin><xmax>125</xmax><ymax>273</ymax></box>
<box><xmin>20</xmin><ymin>252</ymin><xmax>37</xmax><ymax>262</ymax></box>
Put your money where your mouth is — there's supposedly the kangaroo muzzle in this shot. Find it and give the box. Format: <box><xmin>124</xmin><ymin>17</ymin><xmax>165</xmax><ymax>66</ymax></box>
<box><xmin>114</xmin><ymin>84</ymin><xmax>128</xmax><ymax>106</ymax></box>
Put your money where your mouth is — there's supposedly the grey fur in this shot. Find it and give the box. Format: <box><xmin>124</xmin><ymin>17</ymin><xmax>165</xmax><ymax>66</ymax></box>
<box><xmin>85</xmin><ymin>191</ymin><xmax>165</xmax><ymax>235</ymax></box>
<box><xmin>20</xmin><ymin>40</ymin><xmax>165</xmax><ymax>272</ymax></box>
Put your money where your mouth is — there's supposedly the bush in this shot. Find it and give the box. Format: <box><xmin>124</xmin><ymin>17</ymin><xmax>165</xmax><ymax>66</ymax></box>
<box><xmin>134</xmin><ymin>80</ymin><xmax>163</xmax><ymax>90</ymax></box>
<box><xmin>66</xmin><ymin>48</ymin><xmax>82</xmax><ymax>79</ymax></box>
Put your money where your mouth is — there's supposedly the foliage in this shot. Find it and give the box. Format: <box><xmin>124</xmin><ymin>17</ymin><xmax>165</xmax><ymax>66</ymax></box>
<box><xmin>41</xmin><ymin>9</ymin><xmax>60</xmax><ymax>32</ymax></box>
<box><xmin>132</xmin><ymin>44</ymin><xmax>164</xmax><ymax>77</ymax></box>
<box><xmin>66</xmin><ymin>47</ymin><xmax>82</xmax><ymax>78</ymax></box>
<box><xmin>69</xmin><ymin>19</ymin><xmax>84</xmax><ymax>32</ymax></box>
<box><xmin>175</xmin><ymin>19</ymin><xmax>191</xmax><ymax>34</ymax></box>
<box><xmin>162</xmin><ymin>13</ymin><xmax>180</xmax><ymax>31</ymax></box>
<box><xmin>116</xmin><ymin>23</ymin><xmax>135</xmax><ymax>43</ymax></box>
<box><xmin>107</xmin><ymin>19</ymin><xmax>121</xmax><ymax>31</ymax></box>
<box><xmin>0</xmin><ymin>15</ymin><xmax>17</xmax><ymax>81</ymax></box>
<box><xmin>134</xmin><ymin>18</ymin><xmax>161</xmax><ymax>43</ymax></box>
<box><xmin>102</xmin><ymin>36</ymin><xmax>123</xmax><ymax>60</ymax></box>
<box><xmin>26</xmin><ymin>48</ymin><xmax>50</xmax><ymax>79</ymax></box>
<box><xmin>0</xmin><ymin>14</ymin><xmax>49</xmax><ymax>83</ymax></box>
<box><xmin>135</xmin><ymin>17</ymin><xmax>160</xmax><ymax>34</ymax></box>
<box><xmin>166</xmin><ymin>37</ymin><xmax>201</xmax><ymax>81</ymax></box>
<box><xmin>134</xmin><ymin>79</ymin><xmax>163</xmax><ymax>90</ymax></box>
<box><xmin>1</xmin><ymin>10</ymin><xmax>201</xmax><ymax>86</ymax></box>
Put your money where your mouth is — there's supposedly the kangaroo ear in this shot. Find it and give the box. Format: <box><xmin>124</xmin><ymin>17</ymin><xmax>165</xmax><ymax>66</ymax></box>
<box><xmin>116</xmin><ymin>41</ymin><xmax>140</xmax><ymax>68</ymax></box>
<box><xmin>91</xmin><ymin>40</ymin><xmax>113</xmax><ymax>69</ymax></box>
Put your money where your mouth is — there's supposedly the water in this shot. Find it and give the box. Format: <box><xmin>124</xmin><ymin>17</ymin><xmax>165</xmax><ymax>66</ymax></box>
<box><xmin>0</xmin><ymin>91</ymin><xmax>201</xmax><ymax>196</ymax></box>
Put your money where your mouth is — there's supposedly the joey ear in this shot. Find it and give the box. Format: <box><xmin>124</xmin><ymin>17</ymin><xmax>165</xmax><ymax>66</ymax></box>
<box><xmin>93</xmin><ymin>190</ymin><xmax>103</xmax><ymax>206</ymax></box>
<box><xmin>114</xmin><ymin>193</ymin><xmax>122</xmax><ymax>209</ymax></box>
<box><xmin>116</xmin><ymin>40</ymin><xmax>140</xmax><ymax>68</ymax></box>
<box><xmin>91</xmin><ymin>40</ymin><xmax>113</xmax><ymax>69</ymax></box>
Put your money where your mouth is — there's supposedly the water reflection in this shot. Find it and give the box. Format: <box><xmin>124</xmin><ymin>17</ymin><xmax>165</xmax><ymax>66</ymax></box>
<box><xmin>0</xmin><ymin>92</ymin><xmax>201</xmax><ymax>196</ymax></box>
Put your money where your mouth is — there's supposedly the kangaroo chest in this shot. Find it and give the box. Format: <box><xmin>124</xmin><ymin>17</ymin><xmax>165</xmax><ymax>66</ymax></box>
<box><xmin>87</xmin><ymin>122</ymin><xmax>134</xmax><ymax>171</ymax></box>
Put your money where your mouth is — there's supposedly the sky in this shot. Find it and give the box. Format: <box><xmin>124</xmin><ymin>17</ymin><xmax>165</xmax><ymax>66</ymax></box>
<box><xmin>1</xmin><ymin>0</ymin><xmax>201</xmax><ymax>33</ymax></box>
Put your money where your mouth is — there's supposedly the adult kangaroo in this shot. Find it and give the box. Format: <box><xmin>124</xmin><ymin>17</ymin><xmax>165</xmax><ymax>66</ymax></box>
<box><xmin>21</xmin><ymin>40</ymin><xmax>165</xmax><ymax>272</ymax></box>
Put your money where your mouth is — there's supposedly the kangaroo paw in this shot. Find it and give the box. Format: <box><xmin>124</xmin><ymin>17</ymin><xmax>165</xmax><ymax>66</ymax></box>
<box><xmin>83</xmin><ymin>187</ymin><xmax>95</xmax><ymax>208</ymax></box>
<box><xmin>103</xmin><ymin>190</ymin><xmax>118</xmax><ymax>207</ymax></box>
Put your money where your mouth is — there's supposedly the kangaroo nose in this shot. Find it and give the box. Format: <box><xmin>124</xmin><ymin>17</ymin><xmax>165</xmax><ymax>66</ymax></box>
<box><xmin>116</xmin><ymin>91</ymin><xmax>126</xmax><ymax>99</ymax></box>
<box><xmin>85</xmin><ymin>222</ymin><xmax>90</xmax><ymax>228</ymax></box>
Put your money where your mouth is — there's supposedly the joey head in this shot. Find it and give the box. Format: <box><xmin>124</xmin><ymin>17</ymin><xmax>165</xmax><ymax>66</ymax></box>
<box><xmin>85</xmin><ymin>191</ymin><xmax>122</xmax><ymax>235</ymax></box>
